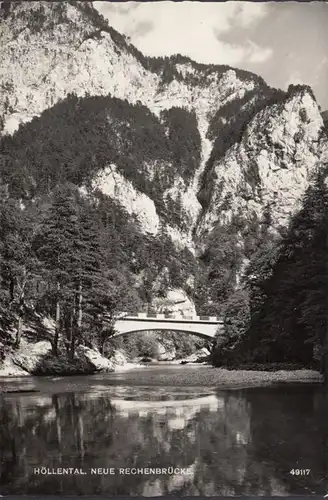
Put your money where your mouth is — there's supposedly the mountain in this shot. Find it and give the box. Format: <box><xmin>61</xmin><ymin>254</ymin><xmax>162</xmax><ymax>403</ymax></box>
<box><xmin>0</xmin><ymin>1</ymin><xmax>270</xmax><ymax>247</ymax></box>
<box><xmin>0</xmin><ymin>1</ymin><xmax>266</xmax><ymax>132</ymax></box>
<box><xmin>0</xmin><ymin>0</ymin><xmax>327</xmax><ymax>366</ymax></box>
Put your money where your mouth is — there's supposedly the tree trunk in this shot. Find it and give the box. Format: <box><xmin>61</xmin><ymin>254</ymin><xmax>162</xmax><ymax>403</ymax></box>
<box><xmin>70</xmin><ymin>334</ymin><xmax>76</xmax><ymax>362</ymax></box>
<box><xmin>77</xmin><ymin>281</ymin><xmax>83</xmax><ymax>329</ymax></box>
<box><xmin>100</xmin><ymin>337</ymin><xmax>106</xmax><ymax>356</ymax></box>
<box><xmin>15</xmin><ymin>315</ymin><xmax>22</xmax><ymax>348</ymax></box>
<box><xmin>53</xmin><ymin>281</ymin><xmax>60</xmax><ymax>356</ymax></box>
<box><xmin>70</xmin><ymin>282</ymin><xmax>82</xmax><ymax>360</ymax></box>
<box><xmin>9</xmin><ymin>279</ymin><xmax>14</xmax><ymax>303</ymax></box>
<box><xmin>324</xmin><ymin>231</ymin><xmax>328</xmax><ymax>393</ymax></box>
<box><xmin>15</xmin><ymin>285</ymin><xmax>25</xmax><ymax>348</ymax></box>
<box><xmin>324</xmin><ymin>230</ymin><xmax>328</xmax><ymax>393</ymax></box>
<box><xmin>63</xmin><ymin>312</ymin><xmax>70</xmax><ymax>356</ymax></box>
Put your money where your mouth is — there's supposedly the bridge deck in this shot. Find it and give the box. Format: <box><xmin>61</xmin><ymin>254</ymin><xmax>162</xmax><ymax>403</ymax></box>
<box><xmin>118</xmin><ymin>313</ymin><xmax>222</xmax><ymax>323</ymax></box>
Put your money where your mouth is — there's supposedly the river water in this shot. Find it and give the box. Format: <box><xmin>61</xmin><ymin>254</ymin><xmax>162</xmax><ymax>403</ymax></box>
<box><xmin>0</xmin><ymin>364</ymin><xmax>327</xmax><ymax>496</ymax></box>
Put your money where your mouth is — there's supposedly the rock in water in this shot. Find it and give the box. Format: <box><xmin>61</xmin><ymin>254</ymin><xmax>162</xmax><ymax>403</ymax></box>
<box><xmin>76</xmin><ymin>346</ymin><xmax>115</xmax><ymax>373</ymax></box>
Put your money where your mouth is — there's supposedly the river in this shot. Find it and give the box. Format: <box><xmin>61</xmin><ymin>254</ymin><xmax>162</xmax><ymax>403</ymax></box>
<box><xmin>0</xmin><ymin>364</ymin><xmax>327</xmax><ymax>496</ymax></box>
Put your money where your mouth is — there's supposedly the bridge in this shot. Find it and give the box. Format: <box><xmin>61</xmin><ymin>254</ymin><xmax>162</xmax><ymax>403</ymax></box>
<box><xmin>113</xmin><ymin>313</ymin><xmax>224</xmax><ymax>340</ymax></box>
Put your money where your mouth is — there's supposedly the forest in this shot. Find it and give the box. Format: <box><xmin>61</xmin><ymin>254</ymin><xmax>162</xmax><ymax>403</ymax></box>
<box><xmin>0</xmin><ymin>91</ymin><xmax>206</xmax><ymax>370</ymax></box>
<box><xmin>0</xmin><ymin>180</ymin><xmax>200</xmax><ymax>369</ymax></box>
<box><xmin>210</xmin><ymin>167</ymin><xmax>328</xmax><ymax>376</ymax></box>
<box><xmin>0</xmin><ymin>86</ymin><xmax>327</xmax><ymax>376</ymax></box>
<box><xmin>0</xmin><ymin>94</ymin><xmax>201</xmax><ymax>230</ymax></box>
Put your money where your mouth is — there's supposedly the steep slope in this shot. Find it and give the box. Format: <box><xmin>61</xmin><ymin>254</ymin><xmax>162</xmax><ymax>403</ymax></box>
<box><xmin>1</xmin><ymin>2</ymin><xmax>327</xmax><ymax>252</ymax></box>
<box><xmin>194</xmin><ymin>85</ymin><xmax>327</xmax><ymax>326</ymax></box>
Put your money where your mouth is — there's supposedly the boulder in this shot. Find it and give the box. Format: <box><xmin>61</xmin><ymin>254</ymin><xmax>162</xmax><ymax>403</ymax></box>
<box><xmin>76</xmin><ymin>346</ymin><xmax>114</xmax><ymax>373</ymax></box>
<box><xmin>181</xmin><ymin>347</ymin><xmax>211</xmax><ymax>363</ymax></box>
<box><xmin>12</xmin><ymin>340</ymin><xmax>52</xmax><ymax>373</ymax></box>
<box><xmin>152</xmin><ymin>288</ymin><xmax>196</xmax><ymax>316</ymax></box>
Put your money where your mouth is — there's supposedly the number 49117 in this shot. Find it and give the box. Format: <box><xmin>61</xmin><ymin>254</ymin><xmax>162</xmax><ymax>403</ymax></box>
<box><xmin>289</xmin><ymin>469</ymin><xmax>310</xmax><ymax>476</ymax></box>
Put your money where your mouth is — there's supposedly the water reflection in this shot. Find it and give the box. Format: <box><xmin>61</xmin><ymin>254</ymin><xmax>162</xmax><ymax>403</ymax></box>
<box><xmin>0</xmin><ymin>384</ymin><xmax>326</xmax><ymax>496</ymax></box>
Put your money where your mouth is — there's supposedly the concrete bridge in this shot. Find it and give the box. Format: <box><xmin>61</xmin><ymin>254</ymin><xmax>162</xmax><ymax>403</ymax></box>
<box><xmin>113</xmin><ymin>313</ymin><xmax>224</xmax><ymax>340</ymax></box>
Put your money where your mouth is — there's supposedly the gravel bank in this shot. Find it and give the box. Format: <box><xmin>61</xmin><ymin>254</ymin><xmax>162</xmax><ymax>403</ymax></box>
<box><xmin>0</xmin><ymin>361</ymin><xmax>322</xmax><ymax>389</ymax></box>
<box><xmin>105</xmin><ymin>364</ymin><xmax>323</xmax><ymax>388</ymax></box>
<box><xmin>204</xmin><ymin>367</ymin><xmax>322</xmax><ymax>388</ymax></box>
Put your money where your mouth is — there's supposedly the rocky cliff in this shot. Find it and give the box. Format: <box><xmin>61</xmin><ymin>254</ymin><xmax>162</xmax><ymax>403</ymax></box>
<box><xmin>0</xmin><ymin>1</ymin><xmax>271</xmax><ymax>249</ymax></box>
<box><xmin>197</xmin><ymin>86</ymin><xmax>327</xmax><ymax>247</ymax></box>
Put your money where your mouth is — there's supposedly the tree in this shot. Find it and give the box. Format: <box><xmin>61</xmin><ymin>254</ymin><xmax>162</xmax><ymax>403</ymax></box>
<box><xmin>0</xmin><ymin>191</ymin><xmax>37</xmax><ymax>347</ymax></box>
<box><xmin>33</xmin><ymin>184</ymin><xmax>82</xmax><ymax>355</ymax></box>
<box><xmin>237</xmin><ymin>170</ymin><xmax>328</xmax><ymax>367</ymax></box>
<box><xmin>211</xmin><ymin>289</ymin><xmax>250</xmax><ymax>367</ymax></box>
<box><xmin>65</xmin><ymin>200</ymin><xmax>105</xmax><ymax>358</ymax></box>
<box><xmin>85</xmin><ymin>269</ymin><xmax>141</xmax><ymax>355</ymax></box>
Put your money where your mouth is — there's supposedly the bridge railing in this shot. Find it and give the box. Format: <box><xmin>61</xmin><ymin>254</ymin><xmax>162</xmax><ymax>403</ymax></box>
<box><xmin>117</xmin><ymin>312</ymin><xmax>222</xmax><ymax>322</ymax></box>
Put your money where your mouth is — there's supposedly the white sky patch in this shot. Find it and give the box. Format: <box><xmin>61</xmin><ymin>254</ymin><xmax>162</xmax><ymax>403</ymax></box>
<box><xmin>247</xmin><ymin>42</ymin><xmax>273</xmax><ymax>63</ymax></box>
<box><xmin>94</xmin><ymin>1</ymin><xmax>270</xmax><ymax>66</ymax></box>
<box><xmin>286</xmin><ymin>71</ymin><xmax>306</xmax><ymax>87</ymax></box>
<box><xmin>232</xmin><ymin>2</ymin><xmax>269</xmax><ymax>27</ymax></box>
<box><xmin>312</xmin><ymin>56</ymin><xmax>328</xmax><ymax>86</ymax></box>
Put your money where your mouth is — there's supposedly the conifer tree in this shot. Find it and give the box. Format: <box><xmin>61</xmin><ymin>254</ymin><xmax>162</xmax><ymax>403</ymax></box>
<box><xmin>67</xmin><ymin>200</ymin><xmax>104</xmax><ymax>358</ymax></box>
<box><xmin>242</xmin><ymin>170</ymin><xmax>328</xmax><ymax>366</ymax></box>
<box><xmin>0</xmin><ymin>190</ymin><xmax>36</xmax><ymax>347</ymax></box>
<box><xmin>85</xmin><ymin>268</ymin><xmax>141</xmax><ymax>354</ymax></box>
<box><xmin>33</xmin><ymin>184</ymin><xmax>81</xmax><ymax>355</ymax></box>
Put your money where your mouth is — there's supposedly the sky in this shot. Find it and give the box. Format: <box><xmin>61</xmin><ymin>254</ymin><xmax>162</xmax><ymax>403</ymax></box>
<box><xmin>94</xmin><ymin>1</ymin><xmax>328</xmax><ymax>110</ymax></box>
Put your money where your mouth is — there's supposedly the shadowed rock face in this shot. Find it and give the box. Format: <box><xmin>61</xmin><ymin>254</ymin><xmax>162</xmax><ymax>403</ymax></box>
<box><xmin>0</xmin><ymin>2</ymin><xmax>262</xmax><ymax>135</ymax></box>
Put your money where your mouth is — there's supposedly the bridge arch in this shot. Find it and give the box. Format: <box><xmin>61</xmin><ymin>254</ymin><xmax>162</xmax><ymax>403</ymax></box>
<box><xmin>113</xmin><ymin>327</ymin><xmax>214</xmax><ymax>341</ymax></box>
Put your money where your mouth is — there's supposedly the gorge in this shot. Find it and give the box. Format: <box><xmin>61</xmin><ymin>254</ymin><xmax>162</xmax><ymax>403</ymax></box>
<box><xmin>0</xmin><ymin>1</ymin><xmax>327</xmax><ymax>373</ymax></box>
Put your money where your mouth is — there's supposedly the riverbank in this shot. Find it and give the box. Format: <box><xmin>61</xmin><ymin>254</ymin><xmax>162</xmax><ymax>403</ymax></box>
<box><xmin>102</xmin><ymin>364</ymin><xmax>322</xmax><ymax>388</ymax></box>
<box><xmin>0</xmin><ymin>339</ymin><xmax>211</xmax><ymax>377</ymax></box>
<box><xmin>0</xmin><ymin>339</ymin><xmax>145</xmax><ymax>377</ymax></box>
<box><xmin>0</xmin><ymin>365</ymin><xmax>322</xmax><ymax>395</ymax></box>
<box><xmin>0</xmin><ymin>341</ymin><xmax>323</xmax><ymax>388</ymax></box>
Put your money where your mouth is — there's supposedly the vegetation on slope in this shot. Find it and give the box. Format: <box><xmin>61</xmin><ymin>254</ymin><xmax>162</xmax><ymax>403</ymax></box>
<box><xmin>0</xmin><ymin>0</ymin><xmax>326</xmax><ymax>372</ymax></box>
<box><xmin>0</xmin><ymin>182</ymin><xmax>198</xmax><ymax>364</ymax></box>
<box><xmin>0</xmin><ymin>93</ymin><xmax>201</xmax><ymax>230</ymax></box>
<box><xmin>0</xmin><ymin>83</ymin><xmax>324</xmax><ymax>370</ymax></box>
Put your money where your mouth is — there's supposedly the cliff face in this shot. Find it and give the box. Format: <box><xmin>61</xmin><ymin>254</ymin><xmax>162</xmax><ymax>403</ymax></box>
<box><xmin>0</xmin><ymin>1</ymin><xmax>262</xmax><ymax>134</ymax></box>
<box><xmin>0</xmin><ymin>0</ymin><xmax>327</xmax><ymax>321</ymax></box>
<box><xmin>197</xmin><ymin>88</ymin><xmax>326</xmax><ymax>242</ymax></box>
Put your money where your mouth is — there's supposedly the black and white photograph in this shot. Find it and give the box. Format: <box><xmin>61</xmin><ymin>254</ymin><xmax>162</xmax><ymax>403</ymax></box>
<box><xmin>0</xmin><ymin>0</ymin><xmax>328</xmax><ymax>496</ymax></box>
